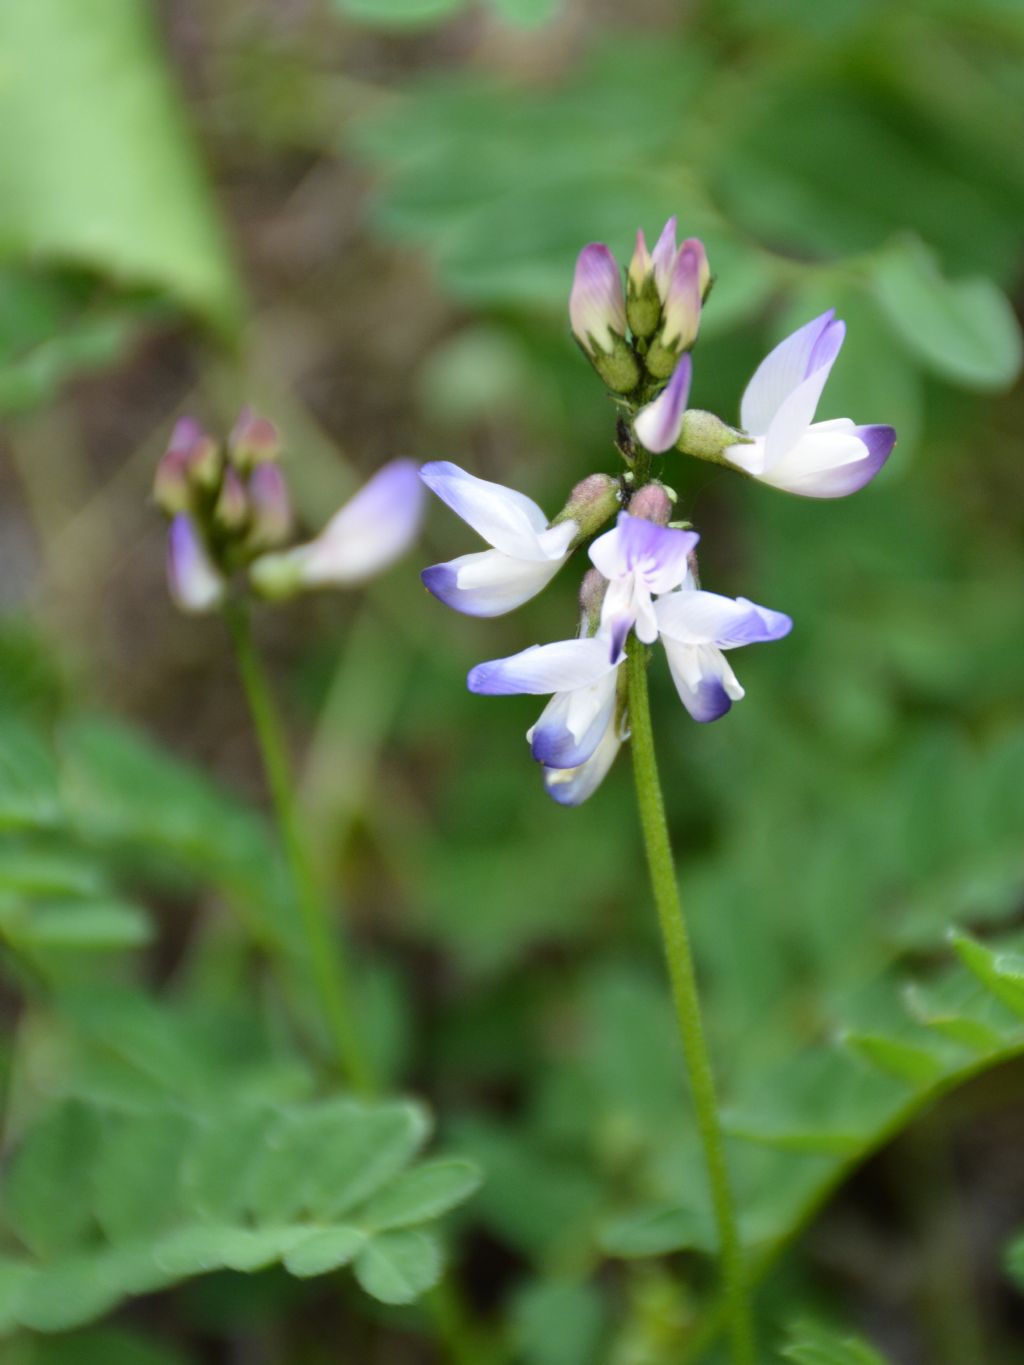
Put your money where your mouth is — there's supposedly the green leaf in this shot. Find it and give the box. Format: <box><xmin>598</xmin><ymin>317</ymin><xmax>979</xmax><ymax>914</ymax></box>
<box><xmin>15</xmin><ymin>1255</ymin><xmax>124</xmax><ymax>1333</ymax></box>
<box><xmin>488</xmin><ymin>0</ymin><xmax>562</xmax><ymax>27</ymax></box>
<box><xmin>511</xmin><ymin>1279</ymin><xmax>607</xmax><ymax>1365</ymax></box>
<box><xmin>357</xmin><ymin>1158</ymin><xmax>482</xmax><ymax>1231</ymax></box>
<box><xmin>283</xmin><ymin>1226</ymin><xmax>367</xmax><ymax>1278</ymax></box>
<box><xmin>92</xmin><ymin>1110</ymin><xmax>191</xmax><ymax>1242</ymax></box>
<box><xmin>353</xmin><ymin>1229</ymin><xmax>444</xmax><ymax>1304</ymax></box>
<box><xmin>332</xmin><ymin>0</ymin><xmax>464</xmax><ymax>25</ymax></box>
<box><xmin>0</xmin><ymin>0</ymin><xmax>241</xmax><ymax>334</ymax></box>
<box><xmin>949</xmin><ymin>930</ymin><xmax>1024</xmax><ymax>1018</ymax></box>
<box><xmin>871</xmin><ymin>238</ymin><xmax>1023</xmax><ymax>390</ymax></box>
<box><xmin>783</xmin><ymin>1319</ymin><xmax>894</xmax><ymax>1364</ymax></box>
<box><xmin>6</xmin><ymin>1101</ymin><xmax>100</xmax><ymax>1257</ymax></box>
<box><xmin>842</xmin><ymin>1031</ymin><xmax>946</xmax><ymax>1086</ymax></box>
<box><xmin>0</xmin><ymin>720</ymin><xmax>61</xmax><ymax>829</ymax></box>
<box><xmin>9</xmin><ymin>898</ymin><xmax>152</xmax><ymax>951</ymax></box>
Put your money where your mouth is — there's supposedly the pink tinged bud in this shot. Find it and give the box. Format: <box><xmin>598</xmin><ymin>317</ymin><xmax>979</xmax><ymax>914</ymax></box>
<box><xmin>214</xmin><ymin>468</ymin><xmax>249</xmax><ymax>532</ymax></box>
<box><xmin>660</xmin><ymin>243</ymin><xmax>703</xmax><ymax>351</ymax></box>
<box><xmin>627</xmin><ymin>229</ymin><xmax>653</xmax><ymax>294</ymax></box>
<box><xmin>248</xmin><ymin>464</ymin><xmax>293</xmax><ymax>548</ymax></box>
<box><xmin>166</xmin><ymin>514</ymin><xmax>226</xmax><ymax>614</ymax></box>
<box><xmin>681</xmin><ymin>236</ymin><xmax>711</xmax><ymax>297</ymax></box>
<box><xmin>164</xmin><ymin>415</ymin><xmax>221</xmax><ymax>493</ymax></box>
<box><xmin>578</xmin><ymin>567</ymin><xmax>608</xmax><ymax>633</ymax></box>
<box><xmin>569</xmin><ymin>244</ymin><xmax>626</xmax><ymax>357</ymax></box>
<box><xmin>555</xmin><ymin>472</ymin><xmax>621</xmax><ymax>546</ymax></box>
<box><xmin>651</xmin><ymin>216</ymin><xmax>678</xmax><ymax>302</ymax></box>
<box><xmin>153</xmin><ymin>448</ymin><xmax>191</xmax><ymax>516</ymax></box>
<box><xmin>229</xmin><ymin>406</ymin><xmax>281</xmax><ymax>469</ymax></box>
<box><xmin>628</xmin><ymin>482</ymin><xmax>673</xmax><ymax>525</ymax></box>
<box><xmin>634</xmin><ymin>354</ymin><xmax>693</xmax><ymax>453</ymax></box>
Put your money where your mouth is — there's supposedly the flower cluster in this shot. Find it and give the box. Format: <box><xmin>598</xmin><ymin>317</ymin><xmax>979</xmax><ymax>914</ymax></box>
<box><xmin>421</xmin><ymin>217</ymin><xmax>896</xmax><ymax>804</ymax></box>
<box><xmin>153</xmin><ymin>409</ymin><xmax>424</xmax><ymax>612</ymax></box>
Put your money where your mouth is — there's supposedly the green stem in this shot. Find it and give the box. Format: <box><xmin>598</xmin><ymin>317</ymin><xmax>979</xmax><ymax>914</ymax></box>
<box><xmin>225</xmin><ymin>600</ymin><xmax>375</xmax><ymax>1096</ymax></box>
<box><xmin>625</xmin><ymin>635</ymin><xmax>755</xmax><ymax>1365</ymax></box>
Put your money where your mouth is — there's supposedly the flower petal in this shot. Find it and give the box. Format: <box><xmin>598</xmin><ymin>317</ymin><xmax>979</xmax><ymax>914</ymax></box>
<box><xmin>529</xmin><ymin>665</ymin><xmax>619</xmax><ymax>769</ymax></box>
<box><xmin>420</xmin><ymin>461</ymin><xmax>554</xmax><ymax>559</ymax></box>
<box><xmin>655</xmin><ymin>590</ymin><xmax>792</xmax><ymax>648</ymax></box>
<box><xmin>468</xmin><ymin>637</ymin><xmax>617</xmax><ymax>696</ymax></box>
<box><xmin>166</xmin><ymin>514</ymin><xmax>225</xmax><ymax>614</ymax></box>
<box><xmin>739</xmin><ymin>310</ymin><xmax>842</xmax><ymax>437</ymax></box>
<box><xmin>633</xmin><ymin>355</ymin><xmax>693</xmax><ymax>453</ymax></box>
<box><xmin>296</xmin><ymin>459</ymin><xmax>425</xmax><ymax>585</ymax></box>
<box><xmin>651</xmin><ymin>216</ymin><xmax>678</xmax><ymax>301</ymax></box>
<box><xmin>422</xmin><ymin>548</ymin><xmax>566</xmax><ymax>617</ymax></box>
<box><xmin>661</xmin><ymin>639</ymin><xmax>744</xmax><ymax>722</ymax></box>
<box><xmin>589</xmin><ymin>513</ymin><xmax>698</xmax><ymax>592</ymax></box>
<box><xmin>759</xmin><ymin>421</ymin><xmax>893</xmax><ymax>498</ymax></box>
<box><xmin>543</xmin><ymin>714</ymin><xmax>624</xmax><ymax>806</ymax></box>
<box><xmin>569</xmin><ymin>244</ymin><xmax>626</xmax><ymax>355</ymax></box>
<box><xmin>763</xmin><ymin>320</ymin><xmax>846</xmax><ymax>465</ymax></box>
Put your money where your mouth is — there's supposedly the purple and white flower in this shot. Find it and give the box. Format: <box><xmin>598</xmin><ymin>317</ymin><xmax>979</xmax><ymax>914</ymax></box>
<box><xmin>654</xmin><ymin>571</ymin><xmax>792</xmax><ymax>722</ymax></box>
<box><xmin>250</xmin><ymin>459</ymin><xmax>424</xmax><ymax>597</ymax></box>
<box><xmin>588</xmin><ymin>512</ymin><xmax>699</xmax><ymax>658</ymax></box>
<box><xmin>166</xmin><ymin>513</ymin><xmax>226</xmax><ymax>614</ymax></box>
<box><xmin>660</xmin><ymin>238</ymin><xmax>707</xmax><ymax>352</ymax></box>
<box><xmin>633</xmin><ymin>355</ymin><xmax>692</xmax><ymax>453</ymax></box>
<box><xmin>724</xmin><ymin>310</ymin><xmax>896</xmax><ymax>498</ymax></box>
<box><xmin>468</xmin><ymin>629</ymin><xmax>624</xmax><ymax>806</ymax></box>
<box><xmin>465</xmin><ymin>512</ymin><xmax>791</xmax><ymax>802</ymax></box>
<box><xmin>420</xmin><ymin>462</ymin><xmax>577</xmax><ymax>617</ymax></box>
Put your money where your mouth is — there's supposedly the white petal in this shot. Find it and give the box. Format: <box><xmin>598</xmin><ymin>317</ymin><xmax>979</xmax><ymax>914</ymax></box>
<box><xmin>420</xmin><ymin>461</ymin><xmax>554</xmax><ymax>559</ymax></box>
<box><xmin>422</xmin><ymin>548</ymin><xmax>565</xmax><ymax>617</ymax></box>
<box><xmin>655</xmin><ymin>589</ymin><xmax>791</xmax><ymax>648</ymax></box>
<box><xmin>763</xmin><ymin>357</ymin><xmax>842</xmax><ymax>467</ymax></box>
<box><xmin>468</xmin><ymin>637</ymin><xmax>617</xmax><ymax>696</ymax></box>
<box><xmin>543</xmin><ymin>713</ymin><xmax>624</xmax><ymax>806</ymax></box>
<box><xmin>528</xmin><ymin>666</ymin><xmax>619</xmax><ymax>769</ymax></box>
<box><xmin>661</xmin><ymin>639</ymin><xmax>744</xmax><ymax>723</ymax></box>
<box><xmin>739</xmin><ymin>311</ymin><xmax>843</xmax><ymax>437</ymax></box>
<box><xmin>297</xmin><ymin>459</ymin><xmax>425</xmax><ymax>585</ymax></box>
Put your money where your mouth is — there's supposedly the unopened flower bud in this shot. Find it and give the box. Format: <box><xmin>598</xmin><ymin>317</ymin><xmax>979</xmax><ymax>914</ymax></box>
<box><xmin>552</xmin><ymin>472</ymin><xmax>621</xmax><ymax>548</ymax></box>
<box><xmin>661</xmin><ymin>241</ymin><xmax>704</xmax><ymax>349</ymax></box>
<box><xmin>570</xmin><ymin>245</ymin><xmax>641</xmax><ymax>394</ymax></box>
<box><xmin>229</xmin><ymin>407</ymin><xmax>281</xmax><ymax>470</ymax></box>
<box><xmin>628</xmin><ymin>482</ymin><xmax>673</xmax><ymax>525</ymax></box>
<box><xmin>153</xmin><ymin>448</ymin><xmax>191</xmax><ymax>516</ymax></box>
<box><xmin>650</xmin><ymin>217</ymin><xmax>678</xmax><ymax>302</ymax></box>
<box><xmin>626</xmin><ymin>229</ymin><xmax>660</xmax><ymax>341</ymax></box>
<box><xmin>157</xmin><ymin>417</ymin><xmax>221</xmax><ymax>504</ymax></box>
<box><xmin>214</xmin><ymin>468</ymin><xmax>249</xmax><ymax>533</ymax></box>
<box><xmin>676</xmin><ymin>409</ymin><xmax>751</xmax><ymax>463</ymax></box>
<box><xmin>578</xmin><ymin>567</ymin><xmax>607</xmax><ymax>635</ymax></box>
<box><xmin>248</xmin><ymin>464</ymin><xmax>293</xmax><ymax>549</ymax></box>
<box><xmin>166</xmin><ymin>514</ymin><xmax>226</xmax><ymax>614</ymax></box>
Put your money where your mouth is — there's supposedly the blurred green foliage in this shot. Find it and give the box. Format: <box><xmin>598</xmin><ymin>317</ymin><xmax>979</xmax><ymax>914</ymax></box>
<box><xmin>0</xmin><ymin>0</ymin><xmax>1022</xmax><ymax>1361</ymax></box>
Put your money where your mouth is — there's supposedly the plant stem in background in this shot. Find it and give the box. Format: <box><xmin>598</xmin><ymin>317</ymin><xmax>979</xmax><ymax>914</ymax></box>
<box><xmin>225</xmin><ymin>600</ymin><xmax>375</xmax><ymax>1096</ymax></box>
<box><xmin>625</xmin><ymin>635</ymin><xmax>755</xmax><ymax>1365</ymax></box>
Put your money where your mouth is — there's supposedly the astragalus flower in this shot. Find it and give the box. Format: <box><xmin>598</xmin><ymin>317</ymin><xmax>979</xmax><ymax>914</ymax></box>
<box><xmin>251</xmin><ymin>459</ymin><xmax>424</xmax><ymax>597</ymax></box>
<box><xmin>420</xmin><ymin>462</ymin><xmax>583</xmax><ymax>617</ymax></box>
<box><xmin>465</xmin><ymin>512</ymin><xmax>790</xmax><ymax>802</ymax></box>
<box><xmin>722</xmin><ymin>310</ymin><xmax>896</xmax><ymax>498</ymax></box>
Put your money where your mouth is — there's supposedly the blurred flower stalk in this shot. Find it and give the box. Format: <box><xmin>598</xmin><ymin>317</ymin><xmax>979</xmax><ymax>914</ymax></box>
<box><xmin>420</xmin><ymin>214</ymin><xmax>898</xmax><ymax>1365</ymax></box>
<box><xmin>154</xmin><ymin>411</ymin><xmax>425</xmax><ymax>1096</ymax></box>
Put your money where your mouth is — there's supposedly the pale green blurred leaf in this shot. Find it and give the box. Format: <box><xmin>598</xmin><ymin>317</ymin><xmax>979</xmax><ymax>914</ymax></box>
<box><xmin>871</xmin><ymin>238</ymin><xmax>1023</xmax><ymax>389</ymax></box>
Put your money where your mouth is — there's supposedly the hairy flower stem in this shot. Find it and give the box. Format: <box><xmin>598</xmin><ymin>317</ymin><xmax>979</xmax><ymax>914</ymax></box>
<box><xmin>225</xmin><ymin>600</ymin><xmax>375</xmax><ymax>1096</ymax></box>
<box><xmin>625</xmin><ymin>634</ymin><xmax>755</xmax><ymax>1365</ymax></box>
